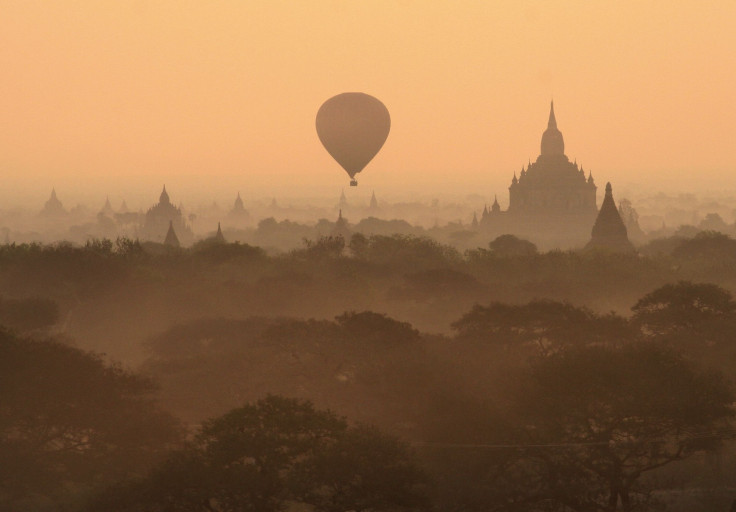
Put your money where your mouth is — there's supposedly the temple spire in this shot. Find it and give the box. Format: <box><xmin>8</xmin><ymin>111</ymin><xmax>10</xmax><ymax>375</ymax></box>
<box><xmin>541</xmin><ymin>101</ymin><xmax>564</xmax><ymax>155</ymax></box>
<box><xmin>164</xmin><ymin>220</ymin><xmax>180</xmax><ymax>248</ymax></box>
<box><xmin>159</xmin><ymin>185</ymin><xmax>170</xmax><ymax>205</ymax></box>
<box><xmin>548</xmin><ymin>100</ymin><xmax>557</xmax><ymax>129</ymax></box>
<box><xmin>213</xmin><ymin>222</ymin><xmax>226</xmax><ymax>243</ymax></box>
<box><xmin>491</xmin><ymin>195</ymin><xmax>500</xmax><ymax>213</ymax></box>
<box><xmin>233</xmin><ymin>192</ymin><xmax>245</xmax><ymax>211</ymax></box>
<box><xmin>332</xmin><ymin>208</ymin><xmax>350</xmax><ymax>238</ymax></box>
<box><xmin>585</xmin><ymin>182</ymin><xmax>634</xmax><ymax>252</ymax></box>
<box><xmin>41</xmin><ymin>187</ymin><xmax>66</xmax><ymax>216</ymax></box>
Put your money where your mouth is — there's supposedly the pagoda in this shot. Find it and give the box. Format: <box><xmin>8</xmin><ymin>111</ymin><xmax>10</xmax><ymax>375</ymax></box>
<box><xmin>585</xmin><ymin>183</ymin><xmax>635</xmax><ymax>252</ymax></box>
<box><xmin>480</xmin><ymin>102</ymin><xmax>603</xmax><ymax>248</ymax></box>
<box><xmin>140</xmin><ymin>186</ymin><xmax>193</xmax><ymax>245</ymax></box>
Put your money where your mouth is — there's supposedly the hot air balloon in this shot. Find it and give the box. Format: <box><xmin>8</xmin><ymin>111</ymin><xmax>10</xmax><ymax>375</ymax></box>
<box><xmin>316</xmin><ymin>92</ymin><xmax>390</xmax><ymax>186</ymax></box>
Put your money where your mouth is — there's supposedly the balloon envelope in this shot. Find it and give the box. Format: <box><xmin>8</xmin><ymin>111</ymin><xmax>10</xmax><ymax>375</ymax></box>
<box><xmin>316</xmin><ymin>93</ymin><xmax>391</xmax><ymax>181</ymax></box>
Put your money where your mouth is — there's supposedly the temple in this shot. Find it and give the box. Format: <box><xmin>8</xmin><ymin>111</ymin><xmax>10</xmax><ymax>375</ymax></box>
<box><xmin>40</xmin><ymin>188</ymin><xmax>66</xmax><ymax>216</ymax></box>
<box><xmin>331</xmin><ymin>209</ymin><xmax>351</xmax><ymax>239</ymax></box>
<box><xmin>585</xmin><ymin>183</ymin><xmax>634</xmax><ymax>252</ymax></box>
<box><xmin>231</xmin><ymin>192</ymin><xmax>246</xmax><ymax>214</ymax></box>
<box><xmin>508</xmin><ymin>102</ymin><xmax>597</xmax><ymax>216</ymax></box>
<box><xmin>213</xmin><ymin>222</ymin><xmax>226</xmax><ymax>243</ymax></box>
<box><xmin>480</xmin><ymin>102</ymin><xmax>602</xmax><ymax>248</ymax></box>
<box><xmin>99</xmin><ymin>197</ymin><xmax>114</xmax><ymax>217</ymax></box>
<box><xmin>228</xmin><ymin>192</ymin><xmax>250</xmax><ymax>222</ymax></box>
<box><xmin>163</xmin><ymin>220</ymin><xmax>180</xmax><ymax>248</ymax></box>
<box><xmin>140</xmin><ymin>186</ymin><xmax>193</xmax><ymax>245</ymax></box>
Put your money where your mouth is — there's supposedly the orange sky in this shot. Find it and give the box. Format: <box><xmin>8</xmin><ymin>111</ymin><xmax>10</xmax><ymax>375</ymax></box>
<box><xmin>1</xmin><ymin>1</ymin><xmax>735</xmax><ymax>207</ymax></box>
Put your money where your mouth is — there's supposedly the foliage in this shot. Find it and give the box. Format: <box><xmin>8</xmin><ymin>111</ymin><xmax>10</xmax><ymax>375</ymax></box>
<box><xmin>632</xmin><ymin>280</ymin><xmax>736</xmax><ymax>336</ymax></box>
<box><xmin>497</xmin><ymin>343</ymin><xmax>735</xmax><ymax>512</ymax></box>
<box><xmin>672</xmin><ymin>231</ymin><xmax>736</xmax><ymax>261</ymax></box>
<box><xmin>357</xmin><ymin>234</ymin><xmax>462</xmax><ymax>271</ymax></box>
<box><xmin>488</xmin><ymin>234</ymin><xmax>538</xmax><ymax>257</ymax></box>
<box><xmin>191</xmin><ymin>239</ymin><xmax>266</xmax><ymax>264</ymax></box>
<box><xmin>298</xmin><ymin>235</ymin><xmax>346</xmax><ymax>259</ymax></box>
<box><xmin>452</xmin><ymin>299</ymin><xmax>632</xmax><ymax>353</ymax></box>
<box><xmin>0</xmin><ymin>296</ymin><xmax>58</xmax><ymax>333</ymax></box>
<box><xmin>391</xmin><ymin>268</ymin><xmax>486</xmax><ymax>301</ymax></box>
<box><xmin>353</xmin><ymin>217</ymin><xmax>419</xmax><ymax>237</ymax></box>
<box><xmin>0</xmin><ymin>241</ymin><xmax>130</xmax><ymax>299</ymax></box>
<box><xmin>637</xmin><ymin>235</ymin><xmax>688</xmax><ymax>257</ymax></box>
<box><xmin>141</xmin><ymin>313</ymin><xmax>433</xmax><ymax>427</ymax></box>
<box><xmin>349</xmin><ymin>231</ymin><xmax>370</xmax><ymax>258</ymax></box>
<box><xmin>335</xmin><ymin>310</ymin><xmax>421</xmax><ymax>345</ymax></box>
<box><xmin>88</xmin><ymin>396</ymin><xmax>428</xmax><ymax>512</ymax></box>
<box><xmin>298</xmin><ymin>424</ymin><xmax>428</xmax><ymax>512</ymax></box>
<box><xmin>0</xmin><ymin>329</ymin><xmax>180</xmax><ymax>510</ymax></box>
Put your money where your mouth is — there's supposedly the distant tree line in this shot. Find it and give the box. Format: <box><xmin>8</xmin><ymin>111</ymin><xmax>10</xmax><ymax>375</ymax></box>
<box><xmin>2</xmin><ymin>229</ymin><xmax>736</xmax><ymax>352</ymax></box>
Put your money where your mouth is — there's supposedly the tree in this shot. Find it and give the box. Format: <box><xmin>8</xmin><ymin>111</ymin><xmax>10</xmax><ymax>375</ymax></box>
<box><xmin>452</xmin><ymin>300</ymin><xmax>631</xmax><ymax>353</ymax></box>
<box><xmin>488</xmin><ymin>234</ymin><xmax>537</xmax><ymax>258</ymax></box>
<box><xmin>0</xmin><ymin>329</ymin><xmax>179</xmax><ymax>510</ymax></box>
<box><xmin>89</xmin><ymin>396</ymin><xmax>428</xmax><ymax>512</ymax></box>
<box><xmin>393</xmin><ymin>268</ymin><xmax>486</xmax><ymax>301</ymax></box>
<box><xmin>297</xmin><ymin>424</ymin><xmax>429</xmax><ymax>512</ymax></box>
<box><xmin>348</xmin><ymin>232</ymin><xmax>370</xmax><ymax>259</ymax></box>
<box><xmin>698</xmin><ymin>213</ymin><xmax>729</xmax><ymax>233</ymax></box>
<box><xmin>0</xmin><ymin>296</ymin><xmax>59</xmax><ymax>333</ymax></box>
<box><xmin>299</xmin><ymin>235</ymin><xmax>346</xmax><ymax>259</ymax></box>
<box><xmin>631</xmin><ymin>281</ymin><xmax>736</xmax><ymax>337</ymax></box>
<box><xmin>335</xmin><ymin>310</ymin><xmax>421</xmax><ymax>345</ymax></box>
<box><xmin>191</xmin><ymin>239</ymin><xmax>266</xmax><ymax>264</ymax></box>
<box><xmin>672</xmin><ymin>231</ymin><xmax>736</xmax><ymax>261</ymax></box>
<box><xmin>499</xmin><ymin>343</ymin><xmax>735</xmax><ymax>511</ymax></box>
<box><xmin>357</xmin><ymin>234</ymin><xmax>461</xmax><ymax>272</ymax></box>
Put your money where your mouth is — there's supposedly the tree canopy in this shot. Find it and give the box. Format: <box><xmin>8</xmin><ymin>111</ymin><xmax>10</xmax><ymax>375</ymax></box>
<box><xmin>0</xmin><ymin>329</ymin><xmax>180</xmax><ymax>510</ymax></box>
<box><xmin>451</xmin><ymin>299</ymin><xmax>631</xmax><ymax>353</ymax></box>
<box><xmin>632</xmin><ymin>280</ymin><xmax>736</xmax><ymax>336</ymax></box>
<box><xmin>488</xmin><ymin>234</ymin><xmax>538</xmax><ymax>258</ymax></box>
<box><xmin>88</xmin><ymin>395</ymin><xmax>428</xmax><ymax>512</ymax></box>
<box><xmin>498</xmin><ymin>343</ymin><xmax>735</xmax><ymax>511</ymax></box>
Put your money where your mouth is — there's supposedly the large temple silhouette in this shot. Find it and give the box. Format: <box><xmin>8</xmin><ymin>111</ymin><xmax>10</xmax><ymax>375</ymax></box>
<box><xmin>140</xmin><ymin>186</ymin><xmax>193</xmax><ymax>245</ymax></box>
<box><xmin>480</xmin><ymin>102</ymin><xmax>602</xmax><ymax>247</ymax></box>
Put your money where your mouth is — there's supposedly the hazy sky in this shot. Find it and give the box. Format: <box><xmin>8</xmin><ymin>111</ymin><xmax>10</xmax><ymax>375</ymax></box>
<box><xmin>1</xmin><ymin>1</ymin><xmax>735</xmax><ymax>206</ymax></box>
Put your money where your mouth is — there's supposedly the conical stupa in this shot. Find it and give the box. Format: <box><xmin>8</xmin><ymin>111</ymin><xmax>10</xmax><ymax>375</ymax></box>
<box><xmin>585</xmin><ymin>183</ymin><xmax>634</xmax><ymax>252</ymax></box>
<box><xmin>369</xmin><ymin>190</ymin><xmax>378</xmax><ymax>210</ymax></box>
<box><xmin>164</xmin><ymin>220</ymin><xmax>180</xmax><ymax>248</ymax></box>
<box><xmin>331</xmin><ymin>209</ymin><xmax>351</xmax><ymax>239</ymax></box>
<box><xmin>213</xmin><ymin>222</ymin><xmax>226</xmax><ymax>243</ymax></box>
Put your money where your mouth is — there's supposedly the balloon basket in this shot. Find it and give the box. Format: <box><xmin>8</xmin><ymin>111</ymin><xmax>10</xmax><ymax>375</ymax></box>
<box><xmin>350</xmin><ymin>179</ymin><xmax>358</xmax><ymax>187</ymax></box>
